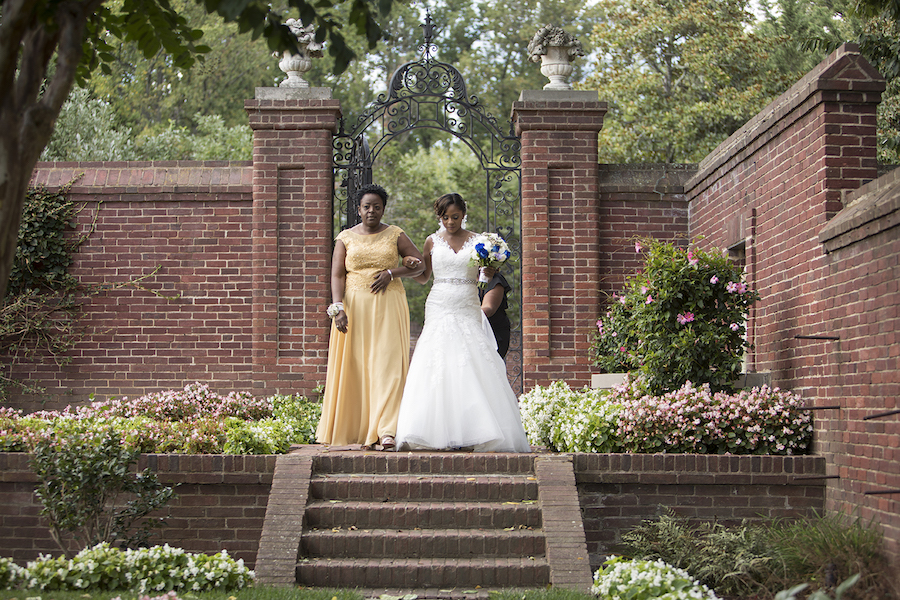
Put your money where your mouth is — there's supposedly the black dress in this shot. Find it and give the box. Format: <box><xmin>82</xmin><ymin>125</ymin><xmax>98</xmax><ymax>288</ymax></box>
<box><xmin>478</xmin><ymin>272</ymin><xmax>512</xmax><ymax>358</ymax></box>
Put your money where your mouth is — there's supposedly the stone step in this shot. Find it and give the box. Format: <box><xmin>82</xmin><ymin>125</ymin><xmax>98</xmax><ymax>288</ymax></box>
<box><xmin>296</xmin><ymin>556</ymin><xmax>551</xmax><ymax>588</ymax></box>
<box><xmin>301</xmin><ymin>527</ymin><xmax>545</xmax><ymax>558</ymax></box>
<box><xmin>304</xmin><ymin>499</ymin><xmax>543</xmax><ymax>530</ymax></box>
<box><xmin>313</xmin><ymin>453</ymin><xmax>537</xmax><ymax>476</ymax></box>
<box><xmin>309</xmin><ymin>473</ymin><xmax>539</xmax><ymax>502</ymax></box>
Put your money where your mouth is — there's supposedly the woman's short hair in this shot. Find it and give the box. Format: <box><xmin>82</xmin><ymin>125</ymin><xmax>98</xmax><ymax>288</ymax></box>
<box><xmin>434</xmin><ymin>192</ymin><xmax>466</xmax><ymax>216</ymax></box>
<box><xmin>355</xmin><ymin>183</ymin><xmax>389</xmax><ymax>207</ymax></box>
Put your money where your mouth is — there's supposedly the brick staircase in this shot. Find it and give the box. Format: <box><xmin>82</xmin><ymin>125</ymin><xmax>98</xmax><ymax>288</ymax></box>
<box><xmin>255</xmin><ymin>448</ymin><xmax>592</xmax><ymax>595</ymax></box>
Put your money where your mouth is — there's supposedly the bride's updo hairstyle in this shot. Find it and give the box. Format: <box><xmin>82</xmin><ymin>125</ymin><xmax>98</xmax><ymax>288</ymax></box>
<box><xmin>434</xmin><ymin>192</ymin><xmax>466</xmax><ymax>217</ymax></box>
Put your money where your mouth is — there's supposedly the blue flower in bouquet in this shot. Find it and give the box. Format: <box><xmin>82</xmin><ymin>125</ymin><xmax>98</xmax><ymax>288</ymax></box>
<box><xmin>470</xmin><ymin>232</ymin><xmax>511</xmax><ymax>287</ymax></box>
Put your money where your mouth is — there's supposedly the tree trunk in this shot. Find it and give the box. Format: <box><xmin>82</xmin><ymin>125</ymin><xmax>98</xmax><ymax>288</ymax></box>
<box><xmin>0</xmin><ymin>0</ymin><xmax>97</xmax><ymax>298</ymax></box>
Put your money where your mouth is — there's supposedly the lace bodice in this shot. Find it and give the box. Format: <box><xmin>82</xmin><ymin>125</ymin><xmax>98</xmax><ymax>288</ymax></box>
<box><xmin>338</xmin><ymin>225</ymin><xmax>404</xmax><ymax>293</ymax></box>
<box><xmin>426</xmin><ymin>233</ymin><xmax>481</xmax><ymax>323</ymax></box>
<box><xmin>430</xmin><ymin>233</ymin><xmax>478</xmax><ymax>281</ymax></box>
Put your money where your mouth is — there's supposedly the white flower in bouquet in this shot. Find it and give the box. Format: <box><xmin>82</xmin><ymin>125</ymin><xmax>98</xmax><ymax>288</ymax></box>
<box><xmin>470</xmin><ymin>232</ymin><xmax>511</xmax><ymax>287</ymax></box>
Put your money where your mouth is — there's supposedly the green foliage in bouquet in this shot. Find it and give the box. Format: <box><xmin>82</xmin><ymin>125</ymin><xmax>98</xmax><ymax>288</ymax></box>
<box><xmin>593</xmin><ymin>239</ymin><xmax>760</xmax><ymax>394</ymax></box>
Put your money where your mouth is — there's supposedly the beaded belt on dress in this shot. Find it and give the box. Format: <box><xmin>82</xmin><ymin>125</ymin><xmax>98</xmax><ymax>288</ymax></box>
<box><xmin>434</xmin><ymin>278</ymin><xmax>476</xmax><ymax>285</ymax></box>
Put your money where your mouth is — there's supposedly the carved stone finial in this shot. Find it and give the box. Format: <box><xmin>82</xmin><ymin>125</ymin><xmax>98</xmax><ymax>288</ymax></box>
<box><xmin>276</xmin><ymin>18</ymin><xmax>325</xmax><ymax>89</ymax></box>
<box><xmin>527</xmin><ymin>25</ymin><xmax>585</xmax><ymax>91</ymax></box>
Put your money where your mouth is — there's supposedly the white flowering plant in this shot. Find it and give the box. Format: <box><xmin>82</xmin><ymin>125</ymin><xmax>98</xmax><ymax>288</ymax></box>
<box><xmin>593</xmin><ymin>239</ymin><xmax>760</xmax><ymax>394</ymax></box>
<box><xmin>470</xmin><ymin>232</ymin><xmax>511</xmax><ymax>287</ymax></box>
<box><xmin>0</xmin><ymin>383</ymin><xmax>321</xmax><ymax>455</ymax></box>
<box><xmin>0</xmin><ymin>556</ymin><xmax>24</xmax><ymax>589</ymax></box>
<box><xmin>592</xmin><ymin>556</ymin><xmax>722</xmax><ymax>599</ymax></box>
<box><xmin>519</xmin><ymin>376</ymin><xmax>812</xmax><ymax>455</ymax></box>
<box><xmin>14</xmin><ymin>542</ymin><xmax>253</xmax><ymax>592</ymax></box>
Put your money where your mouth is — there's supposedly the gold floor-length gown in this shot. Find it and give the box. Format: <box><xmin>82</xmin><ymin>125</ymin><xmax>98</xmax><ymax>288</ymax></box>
<box><xmin>316</xmin><ymin>225</ymin><xmax>411</xmax><ymax>446</ymax></box>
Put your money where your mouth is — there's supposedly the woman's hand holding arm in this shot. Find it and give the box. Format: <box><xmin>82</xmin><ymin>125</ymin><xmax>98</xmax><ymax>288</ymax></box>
<box><xmin>331</xmin><ymin>241</ymin><xmax>349</xmax><ymax>333</ymax></box>
<box><xmin>412</xmin><ymin>237</ymin><xmax>433</xmax><ymax>284</ymax></box>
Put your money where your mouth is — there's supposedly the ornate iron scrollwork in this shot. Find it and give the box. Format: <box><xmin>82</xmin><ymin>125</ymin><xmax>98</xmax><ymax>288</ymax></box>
<box><xmin>332</xmin><ymin>13</ymin><xmax>523</xmax><ymax>391</ymax></box>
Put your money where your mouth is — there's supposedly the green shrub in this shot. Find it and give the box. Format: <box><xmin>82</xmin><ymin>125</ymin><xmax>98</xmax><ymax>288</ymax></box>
<box><xmin>621</xmin><ymin>513</ymin><xmax>776</xmax><ymax>597</ymax></box>
<box><xmin>767</xmin><ymin>512</ymin><xmax>893</xmax><ymax>600</ymax></box>
<box><xmin>31</xmin><ymin>424</ymin><xmax>175</xmax><ymax>555</ymax></box>
<box><xmin>620</xmin><ymin>512</ymin><xmax>895</xmax><ymax>600</ymax></box>
<box><xmin>550</xmin><ymin>387</ymin><xmax>622</xmax><ymax>453</ymax></box>
<box><xmin>519</xmin><ymin>380</ymin><xmax>583</xmax><ymax>448</ymax></box>
<box><xmin>0</xmin><ymin>557</ymin><xmax>23</xmax><ymax>590</ymax></box>
<box><xmin>0</xmin><ymin>385</ymin><xmax>323</xmax><ymax>455</ymax></box>
<box><xmin>593</xmin><ymin>239</ymin><xmax>760</xmax><ymax>394</ymax></box>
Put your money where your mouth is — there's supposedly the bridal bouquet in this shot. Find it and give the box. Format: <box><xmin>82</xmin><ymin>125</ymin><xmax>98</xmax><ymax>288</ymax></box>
<box><xmin>470</xmin><ymin>232</ymin><xmax>511</xmax><ymax>287</ymax></box>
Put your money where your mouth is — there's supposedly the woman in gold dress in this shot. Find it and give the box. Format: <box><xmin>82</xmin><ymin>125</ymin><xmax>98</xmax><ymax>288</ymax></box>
<box><xmin>316</xmin><ymin>184</ymin><xmax>424</xmax><ymax>450</ymax></box>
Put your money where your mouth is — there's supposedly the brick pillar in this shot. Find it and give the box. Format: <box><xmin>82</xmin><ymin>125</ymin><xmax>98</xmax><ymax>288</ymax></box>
<box><xmin>511</xmin><ymin>91</ymin><xmax>607</xmax><ymax>390</ymax></box>
<box><xmin>245</xmin><ymin>88</ymin><xmax>341</xmax><ymax>396</ymax></box>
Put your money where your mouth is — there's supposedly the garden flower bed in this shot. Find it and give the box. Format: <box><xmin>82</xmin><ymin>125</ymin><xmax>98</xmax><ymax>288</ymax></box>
<box><xmin>520</xmin><ymin>377</ymin><xmax>813</xmax><ymax>455</ymax></box>
<box><xmin>0</xmin><ymin>382</ymin><xmax>321</xmax><ymax>455</ymax></box>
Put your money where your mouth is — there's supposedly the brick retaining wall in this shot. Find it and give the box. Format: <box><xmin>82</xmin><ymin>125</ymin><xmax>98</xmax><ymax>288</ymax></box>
<box><xmin>0</xmin><ymin>452</ymin><xmax>275</xmax><ymax>566</ymax></box>
<box><xmin>0</xmin><ymin>452</ymin><xmax>825</xmax><ymax>574</ymax></box>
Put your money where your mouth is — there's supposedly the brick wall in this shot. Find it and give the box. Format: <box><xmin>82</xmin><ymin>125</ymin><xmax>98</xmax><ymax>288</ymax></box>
<box><xmin>686</xmin><ymin>43</ymin><xmax>899</xmax><ymax>569</ymax></box>
<box><xmin>4</xmin><ymin>90</ymin><xmax>341</xmax><ymax>411</ymax></box>
<box><xmin>597</xmin><ymin>164</ymin><xmax>693</xmax><ymax>299</ymax></box>
<box><xmin>8</xmin><ymin>162</ymin><xmax>256</xmax><ymax>411</ymax></box>
<box><xmin>816</xmin><ymin>169</ymin><xmax>900</xmax><ymax>567</ymax></box>
<box><xmin>0</xmin><ymin>452</ymin><xmax>275</xmax><ymax>567</ymax></box>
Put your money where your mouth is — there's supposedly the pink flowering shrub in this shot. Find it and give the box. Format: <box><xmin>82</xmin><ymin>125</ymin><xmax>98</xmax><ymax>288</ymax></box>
<box><xmin>593</xmin><ymin>239</ymin><xmax>760</xmax><ymax>394</ymax></box>
<box><xmin>85</xmin><ymin>382</ymin><xmax>272</xmax><ymax>421</ymax></box>
<box><xmin>520</xmin><ymin>376</ymin><xmax>812</xmax><ymax>455</ymax></box>
<box><xmin>611</xmin><ymin>378</ymin><xmax>812</xmax><ymax>454</ymax></box>
<box><xmin>0</xmin><ymin>384</ymin><xmax>320</xmax><ymax>455</ymax></box>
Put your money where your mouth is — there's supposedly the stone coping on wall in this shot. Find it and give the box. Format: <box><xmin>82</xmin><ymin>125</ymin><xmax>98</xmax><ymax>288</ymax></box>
<box><xmin>30</xmin><ymin>161</ymin><xmax>253</xmax><ymax>193</ymax></box>
<box><xmin>819</xmin><ymin>165</ymin><xmax>900</xmax><ymax>252</ymax></box>
<box><xmin>0</xmin><ymin>452</ymin><xmax>276</xmax><ymax>484</ymax></box>
<box><xmin>0</xmin><ymin>451</ymin><xmax>823</xmax><ymax>483</ymax></box>
<box><xmin>573</xmin><ymin>453</ymin><xmax>826</xmax><ymax>485</ymax></box>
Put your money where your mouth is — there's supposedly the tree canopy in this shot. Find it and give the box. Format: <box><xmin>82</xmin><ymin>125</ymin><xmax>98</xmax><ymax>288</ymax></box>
<box><xmin>580</xmin><ymin>0</ymin><xmax>794</xmax><ymax>164</ymax></box>
<box><xmin>0</xmin><ymin>0</ymin><xmax>392</xmax><ymax>298</ymax></box>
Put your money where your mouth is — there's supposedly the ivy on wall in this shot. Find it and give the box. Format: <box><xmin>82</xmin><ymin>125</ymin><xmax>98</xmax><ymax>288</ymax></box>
<box><xmin>1</xmin><ymin>179</ymin><xmax>87</xmax><ymax>398</ymax></box>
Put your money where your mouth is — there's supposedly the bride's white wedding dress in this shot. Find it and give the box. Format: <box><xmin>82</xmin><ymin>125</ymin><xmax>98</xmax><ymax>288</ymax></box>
<box><xmin>395</xmin><ymin>233</ymin><xmax>531</xmax><ymax>452</ymax></box>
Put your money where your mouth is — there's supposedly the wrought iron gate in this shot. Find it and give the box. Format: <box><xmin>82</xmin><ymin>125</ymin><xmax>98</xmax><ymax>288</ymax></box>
<box><xmin>332</xmin><ymin>15</ymin><xmax>523</xmax><ymax>391</ymax></box>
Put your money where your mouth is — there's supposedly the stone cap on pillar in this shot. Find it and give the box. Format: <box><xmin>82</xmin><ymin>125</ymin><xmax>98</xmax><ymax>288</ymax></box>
<box><xmin>511</xmin><ymin>90</ymin><xmax>607</xmax><ymax>134</ymax></box>
<box><xmin>245</xmin><ymin>87</ymin><xmax>342</xmax><ymax>132</ymax></box>
<box><xmin>254</xmin><ymin>87</ymin><xmax>334</xmax><ymax>101</ymax></box>
<box><xmin>516</xmin><ymin>89</ymin><xmax>599</xmax><ymax>103</ymax></box>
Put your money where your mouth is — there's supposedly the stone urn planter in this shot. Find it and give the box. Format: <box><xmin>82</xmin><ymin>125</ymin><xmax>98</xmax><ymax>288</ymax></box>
<box><xmin>527</xmin><ymin>25</ymin><xmax>585</xmax><ymax>91</ymax></box>
<box><xmin>275</xmin><ymin>18</ymin><xmax>324</xmax><ymax>89</ymax></box>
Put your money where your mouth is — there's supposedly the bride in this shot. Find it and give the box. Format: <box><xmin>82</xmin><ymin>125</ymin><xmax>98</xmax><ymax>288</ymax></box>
<box><xmin>395</xmin><ymin>193</ymin><xmax>531</xmax><ymax>452</ymax></box>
